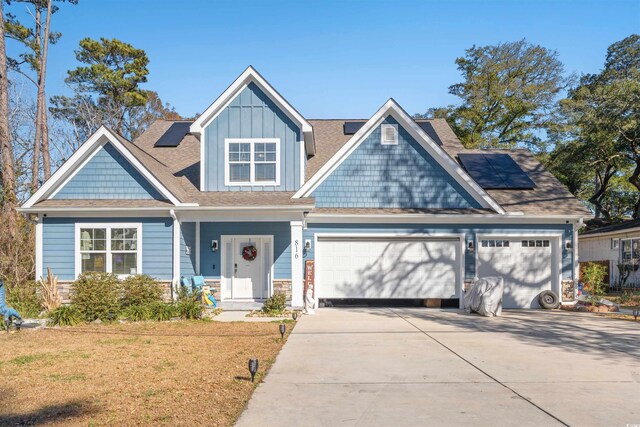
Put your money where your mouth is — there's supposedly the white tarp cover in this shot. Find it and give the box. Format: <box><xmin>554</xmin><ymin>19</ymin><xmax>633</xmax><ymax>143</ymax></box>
<box><xmin>464</xmin><ymin>276</ymin><xmax>504</xmax><ymax>317</ymax></box>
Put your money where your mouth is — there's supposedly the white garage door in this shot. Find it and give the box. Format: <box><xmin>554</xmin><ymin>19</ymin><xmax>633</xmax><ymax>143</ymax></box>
<box><xmin>477</xmin><ymin>237</ymin><xmax>559</xmax><ymax>308</ymax></box>
<box><xmin>315</xmin><ymin>237</ymin><xmax>460</xmax><ymax>299</ymax></box>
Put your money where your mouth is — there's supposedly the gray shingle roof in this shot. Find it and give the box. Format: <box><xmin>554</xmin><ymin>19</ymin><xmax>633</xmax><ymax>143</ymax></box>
<box><xmin>123</xmin><ymin>118</ymin><xmax>589</xmax><ymax>215</ymax></box>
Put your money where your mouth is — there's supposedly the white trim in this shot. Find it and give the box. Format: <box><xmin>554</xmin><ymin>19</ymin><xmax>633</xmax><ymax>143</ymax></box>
<box><xmin>381</xmin><ymin>123</ymin><xmax>398</xmax><ymax>145</ymax></box>
<box><xmin>305</xmin><ymin>213</ymin><xmax>585</xmax><ymax>224</ymax></box>
<box><xmin>299</xmin><ymin>140</ymin><xmax>306</xmax><ymax>186</ymax></box>
<box><xmin>22</xmin><ymin>126</ymin><xmax>182</xmax><ymax>209</ymax></box>
<box><xmin>224</xmin><ymin>138</ymin><xmax>281</xmax><ymax>186</ymax></box>
<box><xmin>195</xmin><ymin>221</ymin><xmax>201</xmax><ymax>275</ymax></box>
<box><xmin>73</xmin><ymin>222</ymin><xmax>143</xmax><ymax>279</ymax></box>
<box><xmin>313</xmin><ymin>232</ymin><xmax>465</xmax><ymax>309</ymax></box>
<box><xmin>48</xmin><ymin>145</ymin><xmax>103</xmax><ymax>199</ymax></box>
<box><xmin>200</xmin><ymin>127</ymin><xmax>207</xmax><ymax>191</ymax></box>
<box><xmin>476</xmin><ymin>232</ymin><xmax>564</xmax><ymax>304</ymax></box>
<box><xmin>220</xmin><ymin>234</ymin><xmax>274</xmax><ymax>301</ymax></box>
<box><xmin>35</xmin><ymin>214</ymin><xmax>43</xmax><ymax>281</ymax></box>
<box><xmin>171</xmin><ymin>210</ymin><xmax>181</xmax><ymax>298</ymax></box>
<box><xmin>580</xmin><ymin>227</ymin><xmax>640</xmax><ymax>240</ymax></box>
<box><xmin>290</xmin><ymin>221</ymin><xmax>304</xmax><ymax>307</ymax></box>
<box><xmin>292</xmin><ymin>99</ymin><xmax>506</xmax><ymax>215</ymax></box>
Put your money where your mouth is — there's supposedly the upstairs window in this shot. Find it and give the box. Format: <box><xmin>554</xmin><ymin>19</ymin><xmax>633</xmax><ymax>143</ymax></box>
<box><xmin>225</xmin><ymin>139</ymin><xmax>280</xmax><ymax>185</ymax></box>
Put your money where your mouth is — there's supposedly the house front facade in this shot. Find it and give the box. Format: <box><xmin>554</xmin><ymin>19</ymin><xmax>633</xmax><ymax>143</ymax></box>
<box><xmin>19</xmin><ymin>67</ymin><xmax>590</xmax><ymax>309</ymax></box>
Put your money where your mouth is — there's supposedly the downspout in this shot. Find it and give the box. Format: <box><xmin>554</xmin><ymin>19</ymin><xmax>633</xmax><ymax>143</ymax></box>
<box><xmin>170</xmin><ymin>209</ymin><xmax>180</xmax><ymax>301</ymax></box>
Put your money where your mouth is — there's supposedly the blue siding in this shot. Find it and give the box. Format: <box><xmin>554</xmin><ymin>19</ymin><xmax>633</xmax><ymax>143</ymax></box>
<box><xmin>180</xmin><ymin>222</ymin><xmax>197</xmax><ymax>277</ymax></box>
<box><xmin>303</xmin><ymin>223</ymin><xmax>575</xmax><ymax>281</ymax></box>
<box><xmin>42</xmin><ymin>217</ymin><xmax>173</xmax><ymax>280</ymax></box>
<box><xmin>312</xmin><ymin>116</ymin><xmax>481</xmax><ymax>209</ymax></box>
<box><xmin>203</xmin><ymin>82</ymin><xmax>302</xmax><ymax>191</ymax></box>
<box><xmin>199</xmin><ymin>222</ymin><xmax>291</xmax><ymax>279</ymax></box>
<box><xmin>53</xmin><ymin>143</ymin><xmax>164</xmax><ymax>200</ymax></box>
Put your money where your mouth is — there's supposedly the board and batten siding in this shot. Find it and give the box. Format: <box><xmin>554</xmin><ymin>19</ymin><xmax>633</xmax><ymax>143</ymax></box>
<box><xmin>199</xmin><ymin>222</ymin><xmax>291</xmax><ymax>280</ymax></box>
<box><xmin>311</xmin><ymin>116</ymin><xmax>482</xmax><ymax>209</ymax></box>
<box><xmin>203</xmin><ymin>82</ymin><xmax>303</xmax><ymax>192</ymax></box>
<box><xmin>52</xmin><ymin>143</ymin><xmax>164</xmax><ymax>200</ymax></box>
<box><xmin>303</xmin><ymin>223</ymin><xmax>574</xmax><ymax>282</ymax></box>
<box><xmin>180</xmin><ymin>222</ymin><xmax>197</xmax><ymax>277</ymax></box>
<box><xmin>42</xmin><ymin>217</ymin><xmax>173</xmax><ymax>280</ymax></box>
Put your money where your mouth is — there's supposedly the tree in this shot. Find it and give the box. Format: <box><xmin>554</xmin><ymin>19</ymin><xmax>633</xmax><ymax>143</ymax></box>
<box><xmin>0</xmin><ymin>0</ymin><xmax>17</xmax><ymax>233</ymax></box>
<box><xmin>4</xmin><ymin>0</ymin><xmax>77</xmax><ymax>192</ymax></box>
<box><xmin>422</xmin><ymin>40</ymin><xmax>568</xmax><ymax>150</ymax></box>
<box><xmin>60</xmin><ymin>37</ymin><xmax>150</xmax><ymax>139</ymax></box>
<box><xmin>50</xmin><ymin>89</ymin><xmax>180</xmax><ymax>149</ymax></box>
<box><xmin>557</xmin><ymin>35</ymin><xmax>640</xmax><ymax>218</ymax></box>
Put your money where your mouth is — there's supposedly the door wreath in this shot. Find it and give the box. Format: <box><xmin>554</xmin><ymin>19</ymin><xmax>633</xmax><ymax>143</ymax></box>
<box><xmin>242</xmin><ymin>245</ymin><xmax>258</xmax><ymax>261</ymax></box>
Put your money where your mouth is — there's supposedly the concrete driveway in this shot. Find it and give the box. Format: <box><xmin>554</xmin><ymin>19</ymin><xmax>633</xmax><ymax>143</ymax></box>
<box><xmin>236</xmin><ymin>308</ymin><xmax>640</xmax><ymax>427</ymax></box>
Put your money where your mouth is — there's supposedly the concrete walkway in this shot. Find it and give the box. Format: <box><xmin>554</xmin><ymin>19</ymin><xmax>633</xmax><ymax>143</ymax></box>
<box><xmin>236</xmin><ymin>308</ymin><xmax>640</xmax><ymax>427</ymax></box>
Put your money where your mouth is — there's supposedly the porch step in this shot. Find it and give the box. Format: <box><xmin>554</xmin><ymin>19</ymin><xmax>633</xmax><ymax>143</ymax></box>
<box><xmin>218</xmin><ymin>301</ymin><xmax>265</xmax><ymax>311</ymax></box>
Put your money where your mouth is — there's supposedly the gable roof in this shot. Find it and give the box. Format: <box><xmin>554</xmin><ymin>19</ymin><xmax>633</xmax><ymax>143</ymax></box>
<box><xmin>21</xmin><ymin>126</ymin><xmax>185</xmax><ymax>209</ymax></box>
<box><xmin>189</xmin><ymin>66</ymin><xmax>315</xmax><ymax>155</ymax></box>
<box><xmin>294</xmin><ymin>99</ymin><xmax>506</xmax><ymax>214</ymax></box>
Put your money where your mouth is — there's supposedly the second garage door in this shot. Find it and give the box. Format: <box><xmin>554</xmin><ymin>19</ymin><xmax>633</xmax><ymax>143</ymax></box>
<box><xmin>476</xmin><ymin>237</ymin><xmax>559</xmax><ymax>308</ymax></box>
<box><xmin>315</xmin><ymin>237</ymin><xmax>460</xmax><ymax>299</ymax></box>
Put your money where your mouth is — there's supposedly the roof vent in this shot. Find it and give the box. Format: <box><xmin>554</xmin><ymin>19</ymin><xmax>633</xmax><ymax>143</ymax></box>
<box><xmin>381</xmin><ymin>124</ymin><xmax>398</xmax><ymax>145</ymax></box>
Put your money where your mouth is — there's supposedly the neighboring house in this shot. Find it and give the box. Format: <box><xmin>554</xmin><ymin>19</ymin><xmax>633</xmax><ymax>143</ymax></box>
<box><xmin>19</xmin><ymin>67</ymin><xmax>590</xmax><ymax>309</ymax></box>
<box><xmin>580</xmin><ymin>220</ymin><xmax>640</xmax><ymax>288</ymax></box>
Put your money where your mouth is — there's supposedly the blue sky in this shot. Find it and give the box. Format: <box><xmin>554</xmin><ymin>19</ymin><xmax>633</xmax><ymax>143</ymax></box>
<box><xmin>6</xmin><ymin>0</ymin><xmax>640</xmax><ymax>119</ymax></box>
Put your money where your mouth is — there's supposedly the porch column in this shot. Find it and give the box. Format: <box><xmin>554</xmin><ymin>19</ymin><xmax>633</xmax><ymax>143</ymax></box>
<box><xmin>35</xmin><ymin>214</ymin><xmax>43</xmax><ymax>281</ymax></box>
<box><xmin>195</xmin><ymin>221</ymin><xmax>201</xmax><ymax>275</ymax></box>
<box><xmin>171</xmin><ymin>210</ymin><xmax>181</xmax><ymax>300</ymax></box>
<box><xmin>290</xmin><ymin>220</ymin><xmax>304</xmax><ymax>308</ymax></box>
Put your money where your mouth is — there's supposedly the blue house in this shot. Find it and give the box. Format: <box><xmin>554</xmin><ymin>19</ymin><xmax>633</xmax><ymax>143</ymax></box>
<box><xmin>19</xmin><ymin>67</ymin><xmax>590</xmax><ymax>308</ymax></box>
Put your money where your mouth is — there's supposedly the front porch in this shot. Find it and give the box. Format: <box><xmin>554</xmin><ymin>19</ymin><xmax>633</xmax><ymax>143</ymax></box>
<box><xmin>173</xmin><ymin>217</ymin><xmax>304</xmax><ymax>308</ymax></box>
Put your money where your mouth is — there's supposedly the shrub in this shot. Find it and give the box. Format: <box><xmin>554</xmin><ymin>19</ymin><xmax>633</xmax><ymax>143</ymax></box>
<box><xmin>582</xmin><ymin>262</ymin><xmax>607</xmax><ymax>303</ymax></box>
<box><xmin>175</xmin><ymin>288</ymin><xmax>202</xmax><ymax>320</ymax></box>
<box><xmin>6</xmin><ymin>281</ymin><xmax>42</xmax><ymax>318</ymax></box>
<box><xmin>120</xmin><ymin>275</ymin><xmax>163</xmax><ymax>308</ymax></box>
<box><xmin>123</xmin><ymin>304</ymin><xmax>150</xmax><ymax>322</ymax></box>
<box><xmin>71</xmin><ymin>272</ymin><xmax>120</xmax><ymax>322</ymax></box>
<box><xmin>48</xmin><ymin>305</ymin><xmax>82</xmax><ymax>327</ymax></box>
<box><xmin>262</xmin><ymin>293</ymin><xmax>286</xmax><ymax>315</ymax></box>
<box><xmin>149</xmin><ymin>302</ymin><xmax>176</xmax><ymax>321</ymax></box>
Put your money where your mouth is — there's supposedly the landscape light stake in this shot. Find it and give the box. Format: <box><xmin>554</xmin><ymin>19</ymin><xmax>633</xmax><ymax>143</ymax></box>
<box><xmin>292</xmin><ymin>312</ymin><xmax>298</xmax><ymax>321</ymax></box>
<box><xmin>633</xmin><ymin>308</ymin><xmax>639</xmax><ymax>321</ymax></box>
<box><xmin>279</xmin><ymin>323</ymin><xmax>286</xmax><ymax>340</ymax></box>
<box><xmin>248</xmin><ymin>358</ymin><xmax>259</xmax><ymax>382</ymax></box>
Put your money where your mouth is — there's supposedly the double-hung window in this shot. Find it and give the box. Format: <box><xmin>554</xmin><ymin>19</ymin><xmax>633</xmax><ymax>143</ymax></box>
<box><xmin>225</xmin><ymin>138</ymin><xmax>280</xmax><ymax>185</ymax></box>
<box><xmin>76</xmin><ymin>224</ymin><xmax>142</xmax><ymax>277</ymax></box>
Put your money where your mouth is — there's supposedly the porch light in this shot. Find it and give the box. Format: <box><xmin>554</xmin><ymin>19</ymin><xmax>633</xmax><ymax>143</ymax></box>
<box><xmin>211</xmin><ymin>240</ymin><xmax>219</xmax><ymax>252</ymax></box>
<box><xmin>248</xmin><ymin>358</ymin><xmax>259</xmax><ymax>382</ymax></box>
<box><xmin>304</xmin><ymin>240</ymin><xmax>312</xmax><ymax>250</ymax></box>
<box><xmin>566</xmin><ymin>241</ymin><xmax>573</xmax><ymax>250</ymax></box>
<box><xmin>279</xmin><ymin>323</ymin><xmax>286</xmax><ymax>339</ymax></box>
<box><xmin>467</xmin><ymin>240</ymin><xmax>474</xmax><ymax>252</ymax></box>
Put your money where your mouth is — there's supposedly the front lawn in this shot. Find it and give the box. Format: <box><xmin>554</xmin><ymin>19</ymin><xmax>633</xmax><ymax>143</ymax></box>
<box><xmin>0</xmin><ymin>320</ymin><xmax>291</xmax><ymax>426</ymax></box>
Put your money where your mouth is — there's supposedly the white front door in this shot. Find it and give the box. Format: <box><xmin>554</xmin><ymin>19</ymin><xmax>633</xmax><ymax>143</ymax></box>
<box><xmin>222</xmin><ymin>236</ymin><xmax>273</xmax><ymax>300</ymax></box>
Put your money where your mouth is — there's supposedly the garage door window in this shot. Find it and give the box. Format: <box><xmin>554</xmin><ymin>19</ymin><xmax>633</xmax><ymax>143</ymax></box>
<box><xmin>481</xmin><ymin>240</ymin><xmax>510</xmax><ymax>247</ymax></box>
<box><xmin>522</xmin><ymin>240</ymin><xmax>549</xmax><ymax>248</ymax></box>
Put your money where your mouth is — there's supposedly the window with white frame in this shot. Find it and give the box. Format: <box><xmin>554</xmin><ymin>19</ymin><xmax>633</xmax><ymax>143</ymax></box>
<box><xmin>225</xmin><ymin>139</ymin><xmax>280</xmax><ymax>185</ymax></box>
<box><xmin>77</xmin><ymin>224</ymin><xmax>141</xmax><ymax>276</ymax></box>
<box><xmin>620</xmin><ymin>238</ymin><xmax>640</xmax><ymax>264</ymax></box>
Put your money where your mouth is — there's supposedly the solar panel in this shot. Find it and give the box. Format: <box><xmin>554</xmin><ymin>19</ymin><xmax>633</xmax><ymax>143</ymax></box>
<box><xmin>485</xmin><ymin>154</ymin><xmax>536</xmax><ymax>189</ymax></box>
<box><xmin>416</xmin><ymin>121</ymin><xmax>442</xmax><ymax>145</ymax></box>
<box><xmin>343</xmin><ymin>121</ymin><xmax>366</xmax><ymax>135</ymax></box>
<box><xmin>458</xmin><ymin>153</ymin><xmax>535</xmax><ymax>189</ymax></box>
<box><xmin>154</xmin><ymin>122</ymin><xmax>191</xmax><ymax>147</ymax></box>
